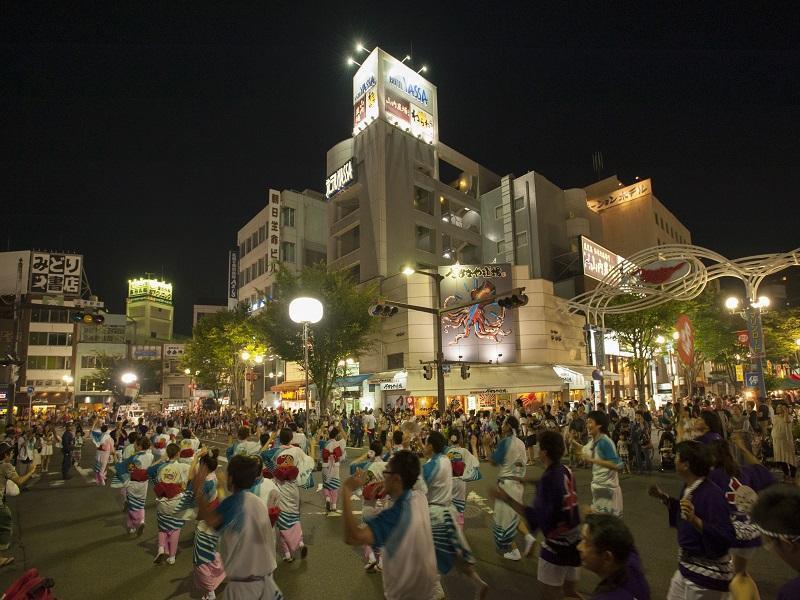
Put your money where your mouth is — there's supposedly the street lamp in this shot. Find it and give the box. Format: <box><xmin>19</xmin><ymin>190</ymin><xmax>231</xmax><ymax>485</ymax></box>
<box><xmin>725</xmin><ymin>294</ymin><xmax>770</xmax><ymax>398</ymax></box>
<box><xmin>403</xmin><ymin>266</ymin><xmax>447</xmax><ymax>413</ymax></box>
<box><xmin>289</xmin><ymin>297</ymin><xmax>323</xmax><ymax>419</ymax></box>
<box><xmin>120</xmin><ymin>372</ymin><xmax>137</xmax><ymax>385</ymax></box>
<box><xmin>62</xmin><ymin>374</ymin><xmax>74</xmax><ymax>410</ymax></box>
<box><xmin>240</xmin><ymin>350</ymin><xmax>265</xmax><ymax>409</ymax></box>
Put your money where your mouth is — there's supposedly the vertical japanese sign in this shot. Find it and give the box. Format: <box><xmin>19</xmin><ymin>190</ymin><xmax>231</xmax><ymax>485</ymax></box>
<box><xmin>267</xmin><ymin>189</ymin><xmax>281</xmax><ymax>272</ymax></box>
<box><xmin>29</xmin><ymin>252</ymin><xmax>82</xmax><ymax>296</ymax></box>
<box><xmin>228</xmin><ymin>250</ymin><xmax>239</xmax><ymax>299</ymax></box>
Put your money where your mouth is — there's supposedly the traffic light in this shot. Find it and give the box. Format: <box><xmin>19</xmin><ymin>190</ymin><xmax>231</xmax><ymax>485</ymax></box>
<box><xmin>460</xmin><ymin>364</ymin><xmax>470</xmax><ymax>380</ymax></box>
<box><xmin>72</xmin><ymin>311</ymin><xmax>105</xmax><ymax>324</ymax></box>
<box><xmin>368</xmin><ymin>303</ymin><xmax>399</xmax><ymax>317</ymax></box>
<box><xmin>423</xmin><ymin>364</ymin><xmax>433</xmax><ymax>380</ymax></box>
<box><xmin>497</xmin><ymin>294</ymin><xmax>529</xmax><ymax>309</ymax></box>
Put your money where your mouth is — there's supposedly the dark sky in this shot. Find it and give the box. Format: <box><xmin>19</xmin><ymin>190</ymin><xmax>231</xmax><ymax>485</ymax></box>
<box><xmin>3</xmin><ymin>4</ymin><xmax>798</xmax><ymax>334</ymax></box>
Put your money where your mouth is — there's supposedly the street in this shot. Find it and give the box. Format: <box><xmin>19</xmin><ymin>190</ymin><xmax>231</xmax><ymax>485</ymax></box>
<box><xmin>0</xmin><ymin>440</ymin><xmax>794</xmax><ymax>599</ymax></box>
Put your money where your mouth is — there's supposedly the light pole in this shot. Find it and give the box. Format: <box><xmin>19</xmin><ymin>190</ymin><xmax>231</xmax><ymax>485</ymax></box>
<box><xmin>725</xmin><ymin>294</ymin><xmax>770</xmax><ymax>399</ymax></box>
<box><xmin>120</xmin><ymin>372</ymin><xmax>137</xmax><ymax>407</ymax></box>
<box><xmin>655</xmin><ymin>333</ymin><xmax>680</xmax><ymax>401</ymax></box>
<box><xmin>240</xmin><ymin>351</ymin><xmax>264</xmax><ymax>410</ymax></box>
<box><xmin>289</xmin><ymin>297</ymin><xmax>324</xmax><ymax>420</ymax></box>
<box><xmin>402</xmin><ymin>267</ymin><xmax>446</xmax><ymax>414</ymax></box>
<box><xmin>62</xmin><ymin>374</ymin><xmax>74</xmax><ymax>411</ymax></box>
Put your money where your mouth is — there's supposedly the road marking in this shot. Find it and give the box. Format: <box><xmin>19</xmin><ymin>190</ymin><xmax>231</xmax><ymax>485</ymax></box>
<box><xmin>467</xmin><ymin>491</ymin><xmax>494</xmax><ymax>515</ymax></box>
<box><xmin>49</xmin><ymin>480</ymin><xmax>65</xmax><ymax>487</ymax></box>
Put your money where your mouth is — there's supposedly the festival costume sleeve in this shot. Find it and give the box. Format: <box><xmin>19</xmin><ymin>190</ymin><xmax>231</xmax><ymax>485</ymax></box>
<box><xmin>422</xmin><ymin>457</ymin><xmax>439</xmax><ymax>485</ymax></box>
<box><xmin>695</xmin><ymin>486</ymin><xmax>736</xmax><ymax>556</ymax></box>
<box><xmin>365</xmin><ymin>492</ymin><xmax>406</xmax><ymax>547</ymax></box>
<box><xmin>491</xmin><ymin>437</ymin><xmax>510</xmax><ymax>465</ymax></box>
<box><xmin>596</xmin><ymin>437</ymin><xmax>621</xmax><ymax>465</ymax></box>
<box><xmin>215</xmin><ymin>492</ymin><xmax>245</xmax><ymax>533</ymax></box>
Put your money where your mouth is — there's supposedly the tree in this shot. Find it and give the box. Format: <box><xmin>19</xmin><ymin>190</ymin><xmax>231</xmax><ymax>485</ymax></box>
<box><xmin>183</xmin><ymin>305</ymin><xmax>268</xmax><ymax>405</ymax></box>
<box><xmin>84</xmin><ymin>352</ymin><xmax>161</xmax><ymax>404</ymax></box>
<box><xmin>604</xmin><ymin>297</ymin><xmax>680</xmax><ymax>401</ymax></box>
<box><xmin>253</xmin><ymin>263</ymin><xmax>378</xmax><ymax>412</ymax></box>
<box><xmin>761</xmin><ymin>306</ymin><xmax>800</xmax><ymax>368</ymax></box>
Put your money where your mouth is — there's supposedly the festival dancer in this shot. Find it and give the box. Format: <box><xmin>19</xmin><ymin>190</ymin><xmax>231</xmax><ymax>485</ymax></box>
<box><xmin>192</xmin><ymin>455</ymin><xmax>284</xmax><ymax>600</ymax></box>
<box><xmin>492</xmin><ymin>430</ymin><xmax>583</xmax><ymax>599</ymax></box>
<box><xmin>342</xmin><ymin>450</ymin><xmax>439</xmax><ymax>600</ymax></box>
<box><xmin>179</xmin><ymin>428</ymin><xmax>200</xmax><ymax>465</ymax></box>
<box><xmin>110</xmin><ymin>431</ymin><xmax>138</xmax><ymax>510</ymax></box>
<box><xmin>489</xmin><ymin>416</ymin><xmax>535</xmax><ymax>561</ymax></box>
<box><xmin>90</xmin><ymin>418</ymin><xmax>115</xmax><ymax>486</ymax></box>
<box><xmin>148</xmin><ymin>443</ymin><xmax>190</xmax><ymax>565</ymax></box>
<box><xmin>321</xmin><ymin>428</ymin><xmax>346</xmax><ymax>513</ymax></box>
<box><xmin>262</xmin><ymin>427</ymin><xmax>314</xmax><ymax>562</ymax></box>
<box><xmin>750</xmin><ymin>485</ymin><xmax>800</xmax><ymax>600</ymax></box>
<box><xmin>649</xmin><ymin>441</ymin><xmax>736</xmax><ymax>599</ymax></box>
<box><xmin>117</xmin><ymin>436</ymin><xmax>153</xmax><ymax>538</ymax></box>
<box><xmin>186</xmin><ymin>448</ymin><xmax>226</xmax><ymax>600</ymax></box>
<box><xmin>577</xmin><ymin>514</ymin><xmax>651</xmax><ymax>600</ymax></box>
<box><xmin>225</xmin><ymin>426</ymin><xmax>261</xmax><ymax>460</ymax></box>
<box><xmin>574</xmin><ymin>411</ymin><xmax>623</xmax><ymax>517</ymax></box>
<box><xmin>151</xmin><ymin>425</ymin><xmax>169</xmax><ymax>461</ymax></box>
<box><xmin>446</xmin><ymin>431</ymin><xmax>481</xmax><ymax>528</ymax></box>
<box><xmin>423</xmin><ymin>431</ymin><xmax>489</xmax><ymax>599</ymax></box>
<box><xmin>354</xmin><ymin>441</ymin><xmax>388</xmax><ymax>573</ymax></box>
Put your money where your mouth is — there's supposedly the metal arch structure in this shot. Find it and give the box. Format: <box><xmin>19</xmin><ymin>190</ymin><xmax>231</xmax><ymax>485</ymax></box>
<box><xmin>565</xmin><ymin>244</ymin><xmax>800</xmax><ymax>328</ymax></box>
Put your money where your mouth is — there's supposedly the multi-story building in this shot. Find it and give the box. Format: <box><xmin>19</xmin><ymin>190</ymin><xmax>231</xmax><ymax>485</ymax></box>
<box><xmin>75</xmin><ymin>312</ymin><xmax>130</xmax><ymax>408</ymax></box>
<box><xmin>126</xmin><ymin>277</ymin><xmax>174</xmax><ymax>343</ymax></box>
<box><xmin>236</xmin><ymin>188</ymin><xmax>327</xmax><ymax>308</ymax></box>
<box><xmin>192</xmin><ymin>301</ymin><xmax>227</xmax><ymax>328</ymax></box>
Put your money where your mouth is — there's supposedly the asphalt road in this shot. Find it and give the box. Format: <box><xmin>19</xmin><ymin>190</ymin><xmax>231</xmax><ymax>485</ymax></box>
<box><xmin>0</xmin><ymin>437</ymin><xmax>794</xmax><ymax>599</ymax></box>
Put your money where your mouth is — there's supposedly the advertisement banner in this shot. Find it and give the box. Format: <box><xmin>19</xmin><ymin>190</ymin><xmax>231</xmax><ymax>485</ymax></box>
<box><xmin>29</xmin><ymin>252</ymin><xmax>82</xmax><ymax>296</ymax></box>
<box><xmin>164</xmin><ymin>344</ymin><xmax>185</xmax><ymax>359</ymax></box>
<box><xmin>735</xmin><ymin>364</ymin><xmax>744</xmax><ymax>382</ymax></box>
<box><xmin>410</xmin><ymin>105</ymin><xmax>434</xmax><ymax>143</ymax></box>
<box><xmin>438</xmin><ymin>264</ymin><xmax>517</xmax><ymax>363</ymax></box>
<box><xmin>228</xmin><ymin>250</ymin><xmax>239</xmax><ymax>299</ymax></box>
<box><xmin>675</xmin><ymin>314</ymin><xmax>695</xmax><ymax>365</ymax></box>
<box><xmin>581</xmin><ymin>237</ymin><xmax>622</xmax><ymax>282</ymax></box>
<box><xmin>353</xmin><ymin>95</ymin><xmax>366</xmax><ymax>128</ymax></box>
<box><xmin>267</xmin><ymin>190</ymin><xmax>281</xmax><ymax>272</ymax></box>
<box><xmin>735</xmin><ymin>330</ymin><xmax>749</xmax><ymax>346</ymax></box>
<box><xmin>131</xmin><ymin>345</ymin><xmax>162</xmax><ymax>360</ymax></box>
<box><xmin>587</xmin><ymin>178</ymin><xmax>651</xmax><ymax>212</ymax></box>
<box><xmin>385</xmin><ymin>90</ymin><xmax>410</xmax><ymax>123</ymax></box>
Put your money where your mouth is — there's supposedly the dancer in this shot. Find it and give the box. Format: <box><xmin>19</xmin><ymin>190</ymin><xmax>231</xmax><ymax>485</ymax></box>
<box><xmin>110</xmin><ymin>431</ymin><xmax>139</xmax><ymax>511</ymax></box>
<box><xmin>358</xmin><ymin>441</ymin><xmax>388</xmax><ymax>573</ymax></box>
<box><xmin>151</xmin><ymin>425</ymin><xmax>169</xmax><ymax>461</ymax></box>
<box><xmin>322</xmin><ymin>428</ymin><xmax>346</xmax><ymax>513</ymax></box>
<box><xmin>179</xmin><ymin>428</ymin><xmax>200</xmax><ymax>464</ymax></box>
<box><xmin>423</xmin><ymin>431</ymin><xmax>488</xmax><ymax>599</ymax></box>
<box><xmin>492</xmin><ymin>430</ymin><xmax>582</xmax><ymax>600</ymax></box>
<box><xmin>193</xmin><ymin>454</ymin><xmax>284</xmax><ymax>600</ymax></box>
<box><xmin>708</xmin><ymin>439</ymin><xmax>775</xmax><ymax>580</ymax></box>
<box><xmin>262</xmin><ymin>427</ymin><xmax>314</xmax><ymax>562</ymax></box>
<box><xmin>750</xmin><ymin>484</ymin><xmax>800</xmax><ymax>599</ymax></box>
<box><xmin>574</xmin><ymin>411</ymin><xmax>623</xmax><ymax>517</ymax></box>
<box><xmin>225</xmin><ymin>426</ymin><xmax>261</xmax><ymax>460</ymax></box>
<box><xmin>117</xmin><ymin>436</ymin><xmax>153</xmax><ymax>537</ymax></box>
<box><xmin>342</xmin><ymin>450</ymin><xmax>438</xmax><ymax>600</ymax></box>
<box><xmin>649</xmin><ymin>441</ymin><xmax>735</xmax><ymax>599</ymax></box>
<box><xmin>148</xmin><ymin>443</ymin><xmax>190</xmax><ymax>565</ymax></box>
<box><xmin>446</xmin><ymin>431</ymin><xmax>481</xmax><ymax>528</ymax></box>
<box><xmin>489</xmin><ymin>416</ymin><xmax>535</xmax><ymax>560</ymax></box>
<box><xmin>90</xmin><ymin>418</ymin><xmax>115</xmax><ymax>486</ymax></box>
<box><xmin>578</xmin><ymin>514</ymin><xmax>651</xmax><ymax>600</ymax></box>
<box><xmin>187</xmin><ymin>448</ymin><xmax>226</xmax><ymax>600</ymax></box>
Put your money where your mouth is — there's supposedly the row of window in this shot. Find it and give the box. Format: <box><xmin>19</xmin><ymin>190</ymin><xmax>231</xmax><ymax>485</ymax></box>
<box><xmin>30</xmin><ymin>308</ymin><xmax>74</xmax><ymax>323</ymax></box>
<box><xmin>239</xmin><ymin>207</ymin><xmax>296</xmax><ymax>258</ymax></box>
<box><xmin>26</xmin><ymin>355</ymin><xmax>72</xmax><ymax>370</ymax></box>
<box><xmin>654</xmin><ymin>212</ymin><xmax>686</xmax><ymax>244</ymax></box>
<box><xmin>494</xmin><ymin>231</ymin><xmax>528</xmax><ymax>254</ymax></box>
<box><xmin>25</xmin><ymin>379</ymin><xmax>73</xmax><ymax>389</ymax></box>
<box><xmin>494</xmin><ymin>196</ymin><xmax>525</xmax><ymax>220</ymax></box>
<box><xmin>29</xmin><ymin>332</ymin><xmax>72</xmax><ymax>346</ymax></box>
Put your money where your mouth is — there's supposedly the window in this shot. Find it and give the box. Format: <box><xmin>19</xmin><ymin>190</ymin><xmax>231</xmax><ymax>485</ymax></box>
<box><xmin>258</xmin><ymin>257</ymin><xmax>265</xmax><ymax>276</ymax></box>
<box><xmin>304</xmin><ymin>248</ymin><xmax>326</xmax><ymax>267</ymax></box>
<box><xmin>168</xmin><ymin>384</ymin><xmax>184</xmax><ymax>399</ymax></box>
<box><xmin>346</xmin><ymin>263</ymin><xmax>360</xmax><ymax>282</ymax></box>
<box><xmin>654</xmin><ymin>213</ymin><xmax>659</xmax><ymax>225</ymax></box>
<box><xmin>415</xmin><ymin>225</ymin><xmax>435</xmax><ymax>253</ymax></box>
<box><xmin>337</xmin><ymin>226</ymin><xmax>360</xmax><ymax>257</ymax></box>
<box><xmin>258</xmin><ymin>225</ymin><xmax>266</xmax><ymax>244</ymax></box>
<box><xmin>29</xmin><ymin>332</ymin><xmax>49</xmax><ymax>345</ymax></box>
<box><xmin>239</xmin><ymin>242</ymin><xmax>246</xmax><ymax>257</ymax></box>
<box><xmin>494</xmin><ymin>205</ymin><xmax>503</xmax><ymax>220</ymax></box>
<box><xmin>245</xmin><ymin>269</ymin><xmax>251</xmax><ymax>284</ymax></box>
<box><xmin>251</xmin><ymin>232</ymin><xmax>258</xmax><ymax>248</ymax></box>
<box><xmin>413</xmin><ymin>186</ymin><xmax>434</xmax><ymax>215</ymax></box>
<box><xmin>387</xmin><ymin>352</ymin><xmax>404</xmax><ymax>369</ymax></box>
<box><xmin>80</xmin><ymin>378</ymin><xmax>106</xmax><ymax>392</ymax></box>
<box><xmin>281</xmin><ymin>206</ymin><xmax>296</xmax><ymax>227</ymax></box>
<box><xmin>246</xmin><ymin>238</ymin><xmax>252</xmax><ymax>253</ymax></box>
<box><xmin>81</xmin><ymin>355</ymin><xmax>100</xmax><ymax>369</ymax></box>
<box><xmin>281</xmin><ymin>242</ymin><xmax>296</xmax><ymax>263</ymax></box>
<box><xmin>496</xmin><ymin>240</ymin><xmax>504</xmax><ymax>253</ymax></box>
<box><xmin>515</xmin><ymin>231</ymin><xmax>528</xmax><ymax>247</ymax></box>
<box><xmin>514</xmin><ymin>196</ymin><xmax>525</xmax><ymax>211</ymax></box>
<box><xmin>27</xmin><ymin>356</ymin><xmax>70</xmax><ymax>370</ymax></box>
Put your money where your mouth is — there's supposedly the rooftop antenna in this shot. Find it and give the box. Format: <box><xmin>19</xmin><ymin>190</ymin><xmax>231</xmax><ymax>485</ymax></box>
<box><xmin>591</xmin><ymin>151</ymin><xmax>604</xmax><ymax>182</ymax></box>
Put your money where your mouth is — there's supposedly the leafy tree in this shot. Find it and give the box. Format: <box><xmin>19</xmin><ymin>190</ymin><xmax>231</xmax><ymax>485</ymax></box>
<box><xmin>604</xmin><ymin>297</ymin><xmax>680</xmax><ymax>401</ymax></box>
<box><xmin>183</xmin><ymin>305</ymin><xmax>268</xmax><ymax>406</ymax></box>
<box><xmin>84</xmin><ymin>352</ymin><xmax>161</xmax><ymax>404</ymax></box>
<box><xmin>253</xmin><ymin>263</ymin><xmax>378</xmax><ymax>412</ymax></box>
<box><xmin>761</xmin><ymin>306</ymin><xmax>800</xmax><ymax>368</ymax></box>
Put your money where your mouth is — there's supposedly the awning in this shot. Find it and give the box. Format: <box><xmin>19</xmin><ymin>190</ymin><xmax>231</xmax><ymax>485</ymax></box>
<box><xmin>769</xmin><ymin>378</ymin><xmax>800</xmax><ymax>390</ymax></box>
<box><xmin>556</xmin><ymin>364</ymin><xmax>620</xmax><ymax>385</ymax></box>
<box><xmin>334</xmin><ymin>374</ymin><xmax>372</xmax><ymax>387</ymax></box>
<box><xmin>270</xmin><ymin>380</ymin><xmax>306</xmax><ymax>392</ymax></box>
<box><xmin>443</xmin><ymin>365</ymin><xmax>566</xmax><ymax>395</ymax></box>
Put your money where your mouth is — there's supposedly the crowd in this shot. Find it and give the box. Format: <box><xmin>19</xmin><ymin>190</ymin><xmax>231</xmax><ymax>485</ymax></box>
<box><xmin>0</xmin><ymin>391</ymin><xmax>796</xmax><ymax>599</ymax></box>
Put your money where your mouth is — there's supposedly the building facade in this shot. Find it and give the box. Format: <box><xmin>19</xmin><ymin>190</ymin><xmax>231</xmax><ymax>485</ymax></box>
<box><xmin>126</xmin><ymin>277</ymin><xmax>174</xmax><ymax>343</ymax></box>
<box><xmin>236</xmin><ymin>188</ymin><xmax>327</xmax><ymax>308</ymax></box>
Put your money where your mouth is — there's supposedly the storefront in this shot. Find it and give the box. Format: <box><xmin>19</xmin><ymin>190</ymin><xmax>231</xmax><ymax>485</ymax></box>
<box><xmin>333</xmin><ymin>373</ymin><xmax>373</xmax><ymax>413</ymax></box>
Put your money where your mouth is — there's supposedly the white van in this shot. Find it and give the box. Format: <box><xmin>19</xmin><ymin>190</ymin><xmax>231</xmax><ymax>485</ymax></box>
<box><xmin>115</xmin><ymin>403</ymin><xmax>144</xmax><ymax>424</ymax></box>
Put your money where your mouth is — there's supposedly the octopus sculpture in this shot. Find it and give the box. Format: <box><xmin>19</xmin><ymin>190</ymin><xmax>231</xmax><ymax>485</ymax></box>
<box><xmin>441</xmin><ymin>280</ymin><xmax>511</xmax><ymax>344</ymax></box>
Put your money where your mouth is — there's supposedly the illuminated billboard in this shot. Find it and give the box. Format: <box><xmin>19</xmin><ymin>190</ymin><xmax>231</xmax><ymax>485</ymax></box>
<box><xmin>438</xmin><ymin>263</ymin><xmax>517</xmax><ymax>363</ymax></box>
<box><xmin>587</xmin><ymin>179</ymin><xmax>651</xmax><ymax>212</ymax></box>
<box><xmin>29</xmin><ymin>252</ymin><xmax>83</xmax><ymax>296</ymax></box>
<box><xmin>581</xmin><ymin>237</ymin><xmax>624</xmax><ymax>282</ymax></box>
<box><xmin>351</xmin><ymin>47</ymin><xmax>437</xmax><ymax>144</ymax></box>
<box><xmin>128</xmin><ymin>278</ymin><xmax>173</xmax><ymax>304</ymax></box>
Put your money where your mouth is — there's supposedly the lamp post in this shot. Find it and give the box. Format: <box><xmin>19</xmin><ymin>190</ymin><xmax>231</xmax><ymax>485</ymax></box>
<box><xmin>240</xmin><ymin>351</ymin><xmax>264</xmax><ymax>410</ymax></box>
<box><xmin>403</xmin><ymin>267</ymin><xmax>446</xmax><ymax>414</ymax></box>
<box><xmin>62</xmin><ymin>374</ymin><xmax>74</xmax><ymax>411</ymax></box>
<box><xmin>725</xmin><ymin>294</ymin><xmax>769</xmax><ymax>399</ymax></box>
<box><xmin>120</xmin><ymin>372</ymin><xmax>137</xmax><ymax>407</ymax></box>
<box><xmin>289</xmin><ymin>297</ymin><xmax>324</xmax><ymax>420</ymax></box>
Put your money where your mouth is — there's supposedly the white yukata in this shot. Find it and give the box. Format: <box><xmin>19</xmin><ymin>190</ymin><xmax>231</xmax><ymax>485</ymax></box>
<box><xmin>583</xmin><ymin>433</ymin><xmax>623</xmax><ymax>516</ymax></box>
<box><xmin>216</xmin><ymin>490</ymin><xmax>284</xmax><ymax>600</ymax></box>
<box><xmin>151</xmin><ymin>433</ymin><xmax>170</xmax><ymax>460</ymax></box>
<box><xmin>179</xmin><ymin>436</ymin><xmax>201</xmax><ymax>464</ymax></box>
<box><xmin>445</xmin><ymin>445</ymin><xmax>481</xmax><ymax>527</ymax></box>
<box><xmin>360</xmin><ymin>458</ymin><xmax>388</xmax><ymax>565</ymax></box>
<box><xmin>322</xmin><ymin>438</ymin><xmax>346</xmax><ymax>509</ymax></box>
<box><xmin>422</xmin><ymin>453</ymin><xmax>476</xmax><ymax>575</ymax></box>
<box><xmin>365</xmin><ymin>489</ymin><xmax>438</xmax><ymax>600</ymax></box>
<box><xmin>226</xmin><ymin>439</ymin><xmax>262</xmax><ymax>461</ymax></box>
<box><xmin>491</xmin><ymin>434</ymin><xmax>527</xmax><ymax>552</ymax></box>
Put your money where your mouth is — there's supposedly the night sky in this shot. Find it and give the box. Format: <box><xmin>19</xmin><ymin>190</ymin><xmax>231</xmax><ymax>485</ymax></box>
<box><xmin>3</xmin><ymin>4</ymin><xmax>798</xmax><ymax>335</ymax></box>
